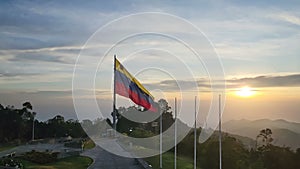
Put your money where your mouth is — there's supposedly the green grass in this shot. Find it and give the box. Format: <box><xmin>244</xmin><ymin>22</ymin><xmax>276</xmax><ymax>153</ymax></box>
<box><xmin>145</xmin><ymin>152</ymin><xmax>201</xmax><ymax>169</ymax></box>
<box><xmin>83</xmin><ymin>139</ymin><xmax>95</xmax><ymax>150</ymax></box>
<box><xmin>19</xmin><ymin>156</ymin><xmax>93</xmax><ymax>169</ymax></box>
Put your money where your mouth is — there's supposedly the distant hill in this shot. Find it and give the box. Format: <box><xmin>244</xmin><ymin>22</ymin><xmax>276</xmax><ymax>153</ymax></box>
<box><xmin>227</xmin><ymin>133</ymin><xmax>256</xmax><ymax>150</ymax></box>
<box><xmin>223</xmin><ymin>119</ymin><xmax>300</xmax><ymax>150</ymax></box>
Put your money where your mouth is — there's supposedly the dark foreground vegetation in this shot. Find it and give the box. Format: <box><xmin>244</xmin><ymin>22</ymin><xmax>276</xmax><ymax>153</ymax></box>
<box><xmin>1</xmin><ymin>100</ymin><xmax>300</xmax><ymax>169</ymax></box>
<box><xmin>2</xmin><ymin>156</ymin><xmax>92</xmax><ymax>169</ymax></box>
<box><xmin>115</xmin><ymin>100</ymin><xmax>300</xmax><ymax>169</ymax></box>
<box><xmin>143</xmin><ymin>129</ymin><xmax>300</xmax><ymax>169</ymax></box>
<box><xmin>0</xmin><ymin>102</ymin><xmax>96</xmax><ymax>169</ymax></box>
<box><xmin>0</xmin><ymin>102</ymin><xmax>94</xmax><ymax>144</ymax></box>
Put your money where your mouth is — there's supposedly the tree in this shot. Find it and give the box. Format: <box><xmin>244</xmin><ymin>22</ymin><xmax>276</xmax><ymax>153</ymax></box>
<box><xmin>47</xmin><ymin>115</ymin><xmax>66</xmax><ymax>138</ymax></box>
<box><xmin>262</xmin><ymin>145</ymin><xmax>296</xmax><ymax>169</ymax></box>
<box><xmin>256</xmin><ymin>128</ymin><xmax>273</xmax><ymax>150</ymax></box>
<box><xmin>116</xmin><ymin>106</ymin><xmax>142</xmax><ymax>134</ymax></box>
<box><xmin>0</xmin><ymin>104</ymin><xmax>4</xmax><ymax>110</ymax></box>
<box><xmin>158</xmin><ymin>99</ymin><xmax>174</xmax><ymax>132</ymax></box>
<box><xmin>22</xmin><ymin>102</ymin><xmax>33</xmax><ymax>110</ymax></box>
<box><xmin>0</xmin><ymin>102</ymin><xmax>91</xmax><ymax>143</ymax></box>
<box><xmin>0</xmin><ymin>102</ymin><xmax>35</xmax><ymax>142</ymax></box>
<box><xmin>114</xmin><ymin>99</ymin><xmax>175</xmax><ymax>135</ymax></box>
<box><xmin>0</xmin><ymin>106</ymin><xmax>22</xmax><ymax>142</ymax></box>
<box><xmin>197</xmin><ymin>133</ymin><xmax>250</xmax><ymax>169</ymax></box>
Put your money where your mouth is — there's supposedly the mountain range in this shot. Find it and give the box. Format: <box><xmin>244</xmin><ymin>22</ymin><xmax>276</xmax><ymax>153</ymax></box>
<box><xmin>223</xmin><ymin>119</ymin><xmax>300</xmax><ymax>150</ymax></box>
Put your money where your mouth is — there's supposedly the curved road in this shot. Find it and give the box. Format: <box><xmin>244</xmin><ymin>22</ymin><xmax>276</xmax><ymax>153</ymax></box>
<box><xmin>82</xmin><ymin>145</ymin><xmax>143</xmax><ymax>169</ymax></box>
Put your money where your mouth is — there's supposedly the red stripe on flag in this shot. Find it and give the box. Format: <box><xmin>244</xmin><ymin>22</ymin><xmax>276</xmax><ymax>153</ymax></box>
<box><xmin>115</xmin><ymin>81</ymin><xmax>157</xmax><ymax>112</ymax></box>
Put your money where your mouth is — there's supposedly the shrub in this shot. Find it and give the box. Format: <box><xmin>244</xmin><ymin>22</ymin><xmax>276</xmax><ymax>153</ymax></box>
<box><xmin>21</xmin><ymin>150</ymin><xmax>59</xmax><ymax>164</ymax></box>
<box><xmin>64</xmin><ymin>140</ymin><xmax>83</xmax><ymax>149</ymax></box>
<box><xmin>0</xmin><ymin>157</ymin><xmax>23</xmax><ymax>169</ymax></box>
<box><xmin>129</xmin><ymin>128</ymin><xmax>155</xmax><ymax>138</ymax></box>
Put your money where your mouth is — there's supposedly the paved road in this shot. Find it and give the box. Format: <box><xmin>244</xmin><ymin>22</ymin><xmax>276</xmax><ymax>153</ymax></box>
<box><xmin>82</xmin><ymin>146</ymin><xmax>143</xmax><ymax>169</ymax></box>
<box><xmin>81</xmin><ymin>138</ymin><xmax>144</xmax><ymax>169</ymax></box>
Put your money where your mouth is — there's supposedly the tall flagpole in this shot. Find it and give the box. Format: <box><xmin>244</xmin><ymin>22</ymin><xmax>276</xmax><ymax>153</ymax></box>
<box><xmin>174</xmin><ymin>97</ymin><xmax>177</xmax><ymax>169</ymax></box>
<box><xmin>113</xmin><ymin>55</ymin><xmax>117</xmax><ymax>137</ymax></box>
<box><xmin>194</xmin><ymin>96</ymin><xmax>197</xmax><ymax>169</ymax></box>
<box><xmin>219</xmin><ymin>94</ymin><xmax>222</xmax><ymax>169</ymax></box>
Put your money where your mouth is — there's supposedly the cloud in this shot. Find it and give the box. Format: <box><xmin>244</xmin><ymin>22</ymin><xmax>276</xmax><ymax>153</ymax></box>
<box><xmin>228</xmin><ymin>74</ymin><xmax>300</xmax><ymax>88</ymax></box>
<box><xmin>277</xmin><ymin>13</ymin><xmax>300</xmax><ymax>26</ymax></box>
<box><xmin>0</xmin><ymin>45</ymin><xmax>80</xmax><ymax>65</ymax></box>
<box><xmin>142</xmin><ymin>74</ymin><xmax>300</xmax><ymax>92</ymax></box>
<box><xmin>0</xmin><ymin>1</ymin><xmax>115</xmax><ymax>50</ymax></box>
<box><xmin>0</xmin><ymin>72</ymin><xmax>40</xmax><ymax>77</ymax></box>
<box><xmin>145</xmin><ymin>79</ymin><xmax>198</xmax><ymax>91</ymax></box>
<box><xmin>144</xmin><ymin>78</ymin><xmax>222</xmax><ymax>92</ymax></box>
<box><xmin>8</xmin><ymin>53</ymin><xmax>73</xmax><ymax>64</ymax></box>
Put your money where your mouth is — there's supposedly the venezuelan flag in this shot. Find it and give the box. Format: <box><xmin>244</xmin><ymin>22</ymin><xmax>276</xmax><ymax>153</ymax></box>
<box><xmin>115</xmin><ymin>59</ymin><xmax>157</xmax><ymax>112</ymax></box>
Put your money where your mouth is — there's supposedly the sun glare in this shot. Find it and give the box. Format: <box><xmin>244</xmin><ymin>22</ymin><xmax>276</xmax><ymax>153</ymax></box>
<box><xmin>236</xmin><ymin>86</ymin><xmax>256</xmax><ymax>97</ymax></box>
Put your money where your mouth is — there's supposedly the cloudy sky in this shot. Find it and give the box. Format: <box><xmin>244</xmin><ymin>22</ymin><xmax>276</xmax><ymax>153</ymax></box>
<box><xmin>0</xmin><ymin>0</ymin><xmax>299</xmax><ymax>124</ymax></box>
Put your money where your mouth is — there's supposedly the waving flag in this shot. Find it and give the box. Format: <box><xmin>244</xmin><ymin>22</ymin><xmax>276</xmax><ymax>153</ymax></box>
<box><xmin>114</xmin><ymin>58</ymin><xmax>157</xmax><ymax>112</ymax></box>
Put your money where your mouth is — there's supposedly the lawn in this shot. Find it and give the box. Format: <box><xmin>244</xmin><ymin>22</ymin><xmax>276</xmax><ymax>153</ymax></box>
<box><xmin>145</xmin><ymin>152</ymin><xmax>201</xmax><ymax>169</ymax></box>
<box><xmin>19</xmin><ymin>156</ymin><xmax>93</xmax><ymax>169</ymax></box>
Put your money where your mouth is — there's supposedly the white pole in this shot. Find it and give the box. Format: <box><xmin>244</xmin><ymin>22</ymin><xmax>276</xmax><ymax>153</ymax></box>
<box><xmin>32</xmin><ymin>114</ymin><xmax>35</xmax><ymax>141</ymax></box>
<box><xmin>219</xmin><ymin>94</ymin><xmax>222</xmax><ymax>169</ymax></box>
<box><xmin>174</xmin><ymin>97</ymin><xmax>177</xmax><ymax>169</ymax></box>
<box><xmin>160</xmin><ymin>106</ymin><xmax>163</xmax><ymax>169</ymax></box>
<box><xmin>194</xmin><ymin>96</ymin><xmax>197</xmax><ymax>169</ymax></box>
<box><xmin>113</xmin><ymin>55</ymin><xmax>117</xmax><ymax>137</ymax></box>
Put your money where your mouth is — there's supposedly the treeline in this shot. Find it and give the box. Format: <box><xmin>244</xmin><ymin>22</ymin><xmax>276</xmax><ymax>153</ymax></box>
<box><xmin>0</xmin><ymin>102</ymin><xmax>88</xmax><ymax>143</ymax></box>
<box><xmin>170</xmin><ymin>129</ymin><xmax>300</xmax><ymax>169</ymax></box>
<box><xmin>0</xmin><ymin>102</ymin><xmax>35</xmax><ymax>143</ymax></box>
<box><xmin>34</xmin><ymin>115</ymin><xmax>86</xmax><ymax>139</ymax></box>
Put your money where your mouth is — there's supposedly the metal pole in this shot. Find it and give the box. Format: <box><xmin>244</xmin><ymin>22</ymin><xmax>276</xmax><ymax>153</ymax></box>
<box><xmin>174</xmin><ymin>97</ymin><xmax>177</xmax><ymax>169</ymax></box>
<box><xmin>219</xmin><ymin>94</ymin><xmax>222</xmax><ymax>169</ymax></box>
<box><xmin>194</xmin><ymin>96</ymin><xmax>197</xmax><ymax>169</ymax></box>
<box><xmin>32</xmin><ymin>115</ymin><xmax>35</xmax><ymax>141</ymax></box>
<box><xmin>160</xmin><ymin>107</ymin><xmax>163</xmax><ymax>169</ymax></box>
<box><xmin>113</xmin><ymin>55</ymin><xmax>117</xmax><ymax>137</ymax></box>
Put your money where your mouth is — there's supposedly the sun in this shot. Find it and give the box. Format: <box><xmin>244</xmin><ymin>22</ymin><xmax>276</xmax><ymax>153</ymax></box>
<box><xmin>235</xmin><ymin>86</ymin><xmax>256</xmax><ymax>97</ymax></box>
